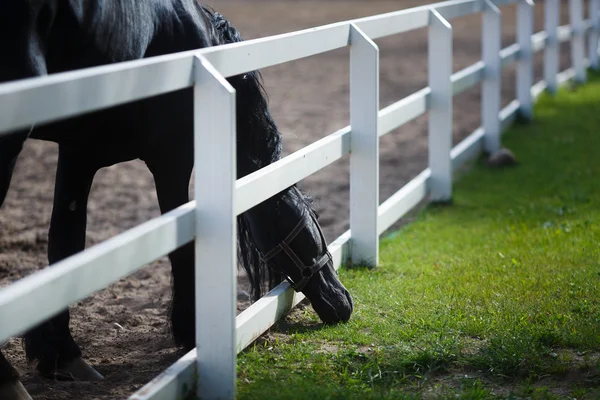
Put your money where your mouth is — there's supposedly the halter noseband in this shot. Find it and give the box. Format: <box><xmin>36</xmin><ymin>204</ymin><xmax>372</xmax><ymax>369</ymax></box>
<box><xmin>261</xmin><ymin>210</ymin><xmax>331</xmax><ymax>292</ymax></box>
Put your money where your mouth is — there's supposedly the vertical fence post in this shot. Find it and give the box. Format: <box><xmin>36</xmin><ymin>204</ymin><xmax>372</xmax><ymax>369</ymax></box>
<box><xmin>349</xmin><ymin>23</ymin><xmax>379</xmax><ymax>267</ymax></box>
<box><xmin>193</xmin><ymin>55</ymin><xmax>237</xmax><ymax>400</ymax></box>
<box><xmin>589</xmin><ymin>0</ymin><xmax>600</xmax><ymax>69</ymax></box>
<box><xmin>571</xmin><ymin>0</ymin><xmax>587</xmax><ymax>82</ymax></box>
<box><xmin>482</xmin><ymin>0</ymin><xmax>502</xmax><ymax>154</ymax></box>
<box><xmin>545</xmin><ymin>0</ymin><xmax>560</xmax><ymax>92</ymax></box>
<box><xmin>428</xmin><ymin>9</ymin><xmax>453</xmax><ymax>203</ymax></box>
<box><xmin>517</xmin><ymin>0</ymin><xmax>534</xmax><ymax>120</ymax></box>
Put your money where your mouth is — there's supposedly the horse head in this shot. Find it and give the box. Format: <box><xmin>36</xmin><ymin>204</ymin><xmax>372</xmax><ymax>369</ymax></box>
<box><xmin>243</xmin><ymin>186</ymin><xmax>354</xmax><ymax>324</ymax></box>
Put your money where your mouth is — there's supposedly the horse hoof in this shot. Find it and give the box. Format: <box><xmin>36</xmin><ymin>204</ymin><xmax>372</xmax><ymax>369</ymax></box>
<box><xmin>51</xmin><ymin>357</ymin><xmax>104</xmax><ymax>381</ymax></box>
<box><xmin>0</xmin><ymin>381</ymin><xmax>33</xmax><ymax>400</ymax></box>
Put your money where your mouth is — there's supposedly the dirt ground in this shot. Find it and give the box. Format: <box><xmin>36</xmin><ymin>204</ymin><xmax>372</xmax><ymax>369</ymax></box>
<box><xmin>0</xmin><ymin>1</ymin><xmax>579</xmax><ymax>398</ymax></box>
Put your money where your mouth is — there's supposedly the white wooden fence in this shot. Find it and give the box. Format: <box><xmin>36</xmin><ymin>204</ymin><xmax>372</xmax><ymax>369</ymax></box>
<box><xmin>0</xmin><ymin>0</ymin><xmax>597</xmax><ymax>398</ymax></box>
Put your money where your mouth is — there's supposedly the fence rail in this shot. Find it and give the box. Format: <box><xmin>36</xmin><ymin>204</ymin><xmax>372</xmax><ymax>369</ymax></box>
<box><xmin>0</xmin><ymin>0</ymin><xmax>598</xmax><ymax>399</ymax></box>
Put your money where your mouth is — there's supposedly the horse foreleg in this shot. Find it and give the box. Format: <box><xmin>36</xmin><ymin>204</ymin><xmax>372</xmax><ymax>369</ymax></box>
<box><xmin>147</xmin><ymin>156</ymin><xmax>195</xmax><ymax>350</ymax></box>
<box><xmin>23</xmin><ymin>146</ymin><xmax>103</xmax><ymax>381</ymax></box>
<box><xmin>0</xmin><ymin>129</ymin><xmax>29</xmax><ymax>207</ymax></box>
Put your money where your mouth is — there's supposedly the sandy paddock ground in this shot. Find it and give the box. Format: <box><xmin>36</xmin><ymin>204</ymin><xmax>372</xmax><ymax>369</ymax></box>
<box><xmin>0</xmin><ymin>1</ymin><xmax>578</xmax><ymax>398</ymax></box>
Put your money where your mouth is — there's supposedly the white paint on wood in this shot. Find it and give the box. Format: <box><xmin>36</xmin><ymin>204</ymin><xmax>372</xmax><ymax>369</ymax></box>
<box><xmin>558</xmin><ymin>24</ymin><xmax>574</xmax><ymax>41</ymax></box>
<box><xmin>590</xmin><ymin>0</ymin><xmax>600</xmax><ymax>69</ymax></box>
<box><xmin>482</xmin><ymin>0</ymin><xmax>502</xmax><ymax>153</ymax></box>
<box><xmin>452</xmin><ymin>61</ymin><xmax>484</xmax><ymax>95</ymax></box>
<box><xmin>570</xmin><ymin>0</ymin><xmax>587</xmax><ymax>82</ymax></box>
<box><xmin>0</xmin><ymin>0</ymin><xmax>523</xmax><ymax>136</ymax></box>
<box><xmin>428</xmin><ymin>9</ymin><xmax>453</xmax><ymax>202</ymax></box>
<box><xmin>236</xmin><ymin>282</ymin><xmax>306</xmax><ymax>353</ymax></box>
<box><xmin>545</xmin><ymin>0</ymin><xmax>560</xmax><ymax>92</ymax></box>
<box><xmin>377</xmin><ymin>169</ymin><xmax>431</xmax><ymax>235</ymax></box>
<box><xmin>500</xmin><ymin>100</ymin><xmax>521</xmax><ymax>131</ymax></box>
<box><xmin>451</xmin><ymin>127</ymin><xmax>485</xmax><ymax>170</ymax></box>
<box><xmin>517</xmin><ymin>0</ymin><xmax>534</xmax><ymax>120</ymax></box>
<box><xmin>532</xmin><ymin>31</ymin><xmax>548</xmax><ymax>53</ymax></box>
<box><xmin>235</xmin><ymin>126</ymin><xmax>350</xmax><ymax>215</ymax></box>
<box><xmin>193</xmin><ymin>55</ymin><xmax>237</xmax><ymax>399</ymax></box>
<box><xmin>0</xmin><ymin>56</ymin><xmax>196</xmax><ymax>135</ymax></box>
<box><xmin>128</xmin><ymin>349</ymin><xmax>197</xmax><ymax>400</ymax></box>
<box><xmin>500</xmin><ymin>43</ymin><xmax>521</xmax><ymax>67</ymax></box>
<box><xmin>236</xmin><ymin>53</ymin><xmax>510</xmax><ymax>217</ymax></box>
<box><xmin>130</xmin><ymin>229</ymin><xmax>351</xmax><ymax>400</ymax></box>
<box><xmin>378</xmin><ymin>88</ymin><xmax>431</xmax><ymax>136</ymax></box>
<box><xmin>349</xmin><ymin>23</ymin><xmax>380</xmax><ymax>267</ymax></box>
<box><xmin>0</xmin><ymin>201</ymin><xmax>196</xmax><ymax>343</ymax></box>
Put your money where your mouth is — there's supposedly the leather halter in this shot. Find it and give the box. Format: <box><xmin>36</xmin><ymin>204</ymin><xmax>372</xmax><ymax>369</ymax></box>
<box><xmin>261</xmin><ymin>209</ymin><xmax>331</xmax><ymax>292</ymax></box>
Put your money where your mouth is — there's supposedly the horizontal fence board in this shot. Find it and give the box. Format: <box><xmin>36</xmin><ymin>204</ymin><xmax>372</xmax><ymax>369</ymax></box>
<box><xmin>377</xmin><ymin>169</ymin><xmax>431</xmax><ymax>235</ymax></box>
<box><xmin>531</xmin><ymin>79</ymin><xmax>549</xmax><ymax>98</ymax></box>
<box><xmin>451</xmin><ymin>127</ymin><xmax>485</xmax><ymax>170</ymax></box>
<box><xmin>0</xmin><ymin>201</ymin><xmax>196</xmax><ymax>342</ymax></box>
<box><xmin>558</xmin><ymin>24</ymin><xmax>573</xmax><ymax>42</ymax></box>
<box><xmin>235</xmin><ymin>126</ymin><xmax>351</xmax><ymax>215</ymax></box>
<box><xmin>0</xmin><ymin>1</ymin><xmax>523</xmax><ymax>135</ymax></box>
<box><xmin>235</xmin><ymin>283</ymin><xmax>306</xmax><ymax>354</ymax></box>
<box><xmin>354</xmin><ymin>8</ymin><xmax>430</xmax><ymax>39</ymax></box>
<box><xmin>378</xmin><ymin>91</ymin><xmax>522</xmax><ymax>237</ymax></box>
<box><xmin>528</xmin><ymin>20</ymin><xmax>589</xmax><ymax>54</ymax></box>
<box><xmin>500</xmin><ymin>43</ymin><xmax>520</xmax><ymax>67</ymax></box>
<box><xmin>0</xmin><ymin>56</ymin><xmax>195</xmax><ymax>134</ymax></box>
<box><xmin>235</xmin><ymin>55</ymin><xmax>490</xmax><ymax>212</ymax></box>
<box><xmin>128</xmin><ymin>349</ymin><xmax>197</xmax><ymax>400</ymax></box>
<box><xmin>0</xmin><ymin>38</ymin><xmax>543</xmax><ymax>343</ymax></box>
<box><xmin>378</xmin><ymin>88</ymin><xmax>430</xmax><ymax>136</ymax></box>
<box><xmin>452</xmin><ymin>61</ymin><xmax>484</xmax><ymax>95</ymax></box>
<box><xmin>532</xmin><ymin>31</ymin><xmax>548</xmax><ymax>53</ymax></box>
<box><xmin>378</xmin><ymin>59</ymin><xmax>587</xmax><ymax>237</ymax></box>
<box><xmin>130</xmin><ymin>229</ymin><xmax>351</xmax><ymax>400</ymax></box>
<box><xmin>203</xmin><ymin>24</ymin><xmax>351</xmax><ymax>79</ymax></box>
<box><xmin>500</xmin><ymin>100</ymin><xmax>520</xmax><ymax>131</ymax></box>
<box><xmin>358</xmin><ymin>0</ymin><xmax>516</xmax><ymax>40</ymax></box>
<box><xmin>0</xmin><ymin>23</ymin><xmax>352</xmax><ymax>134</ymax></box>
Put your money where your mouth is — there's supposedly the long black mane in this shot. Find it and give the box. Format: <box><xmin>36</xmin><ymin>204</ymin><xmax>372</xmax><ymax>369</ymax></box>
<box><xmin>203</xmin><ymin>7</ymin><xmax>323</xmax><ymax>300</ymax></box>
<box><xmin>203</xmin><ymin>6</ymin><xmax>284</xmax><ymax>300</ymax></box>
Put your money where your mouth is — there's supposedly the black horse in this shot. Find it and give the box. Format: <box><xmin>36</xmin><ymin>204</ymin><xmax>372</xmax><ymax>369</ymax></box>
<box><xmin>0</xmin><ymin>1</ymin><xmax>354</xmax><ymax>398</ymax></box>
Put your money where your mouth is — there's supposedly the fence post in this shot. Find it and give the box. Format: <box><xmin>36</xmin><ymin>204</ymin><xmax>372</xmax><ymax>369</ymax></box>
<box><xmin>571</xmin><ymin>0</ymin><xmax>587</xmax><ymax>82</ymax></box>
<box><xmin>545</xmin><ymin>0</ymin><xmax>560</xmax><ymax>92</ymax></box>
<box><xmin>589</xmin><ymin>0</ymin><xmax>600</xmax><ymax>70</ymax></box>
<box><xmin>349</xmin><ymin>23</ymin><xmax>379</xmax><ymax>267</ymax></box>
<box><xmin>428</xmin><ymin>9</ymin><xmax>453</xmax><ymax>203</ymax></box>
<box><xmin>482</xmin><ymin>0</ymin><xmax>502</xmax><ymax>154</ymax></box>
<box><xmin>193</xmin><ymin>55</ymin><xmax>237</xmax><ymax>400</ymax></box>
<box><xmin>517</xmin><ymin>0</ymin><xmax>534</xmax><ymax>120</ymax></box>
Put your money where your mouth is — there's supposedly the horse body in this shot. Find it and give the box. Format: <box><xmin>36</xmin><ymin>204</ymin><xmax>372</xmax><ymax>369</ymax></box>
<box><xmin>0</xmin><ymin>0</ymin><xmax>353</xmax><ymax>398</ymax></box>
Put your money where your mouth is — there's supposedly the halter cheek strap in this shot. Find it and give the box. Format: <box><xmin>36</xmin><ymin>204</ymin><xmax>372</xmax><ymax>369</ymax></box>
<box><xmin>261</xmin><ymin>210</ymin><xmax>331</xmax><ymax>292</ymax></box>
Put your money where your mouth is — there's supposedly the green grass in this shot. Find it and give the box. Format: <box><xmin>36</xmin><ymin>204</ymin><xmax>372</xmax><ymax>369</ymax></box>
<box><xmin>236</xmin><ymin>71</ymin><xmax>600</xmax><ymax>399</ymax></box>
